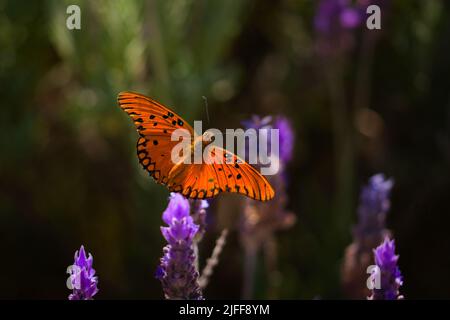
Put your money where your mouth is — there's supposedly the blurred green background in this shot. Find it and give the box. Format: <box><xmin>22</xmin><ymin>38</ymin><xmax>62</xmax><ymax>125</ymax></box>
<box><xmin>1</xmin><ymin>0</ymin><xmax>450</xmax><ymax>299</ymax></box>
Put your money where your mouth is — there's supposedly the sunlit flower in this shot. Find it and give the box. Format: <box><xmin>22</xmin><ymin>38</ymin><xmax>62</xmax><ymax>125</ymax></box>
<box><xmin>370</xmin><ymin>236</ymin><xmax>403</xmax><ymax>300</ymax></box>
<box><xmin>67</xmin><ymin>245</ymin><xmax>99</xmax><ymax>300</ymax></box>
<box><xmin>156</xmin><ymin>193</ymin><xmax>203</xmax><ymax>300</ymax></box>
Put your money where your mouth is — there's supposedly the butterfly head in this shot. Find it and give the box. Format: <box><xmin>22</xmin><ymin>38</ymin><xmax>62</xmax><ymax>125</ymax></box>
<box><xmin>192</xmin><ymin>130</ymin><xmax>215</xmax><ymax>149</ymax></box>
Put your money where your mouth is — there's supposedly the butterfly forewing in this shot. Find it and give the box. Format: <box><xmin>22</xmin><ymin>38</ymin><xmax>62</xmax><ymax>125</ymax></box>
<box><xmin>118</xmin><ymin>91</ymin><xmax>193</xmax><ymax>185</ymax></box>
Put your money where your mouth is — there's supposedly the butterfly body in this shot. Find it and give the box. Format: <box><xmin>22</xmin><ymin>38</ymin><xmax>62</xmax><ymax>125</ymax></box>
<box><xmin>118</xmin><ymin>91</ymin><xmax>275</xmax><ymax>201</ymax></box>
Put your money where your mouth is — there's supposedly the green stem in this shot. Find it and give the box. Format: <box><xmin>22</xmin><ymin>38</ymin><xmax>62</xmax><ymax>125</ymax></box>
<box><xmin>326</xmin><ymin>61</ymin><xmax>355</xmax><ymax>239</ymax></box>
<box><xmin>242</xmin><ymin>244</ymin><xmax>258</xmax><ymax>299</ymax></box>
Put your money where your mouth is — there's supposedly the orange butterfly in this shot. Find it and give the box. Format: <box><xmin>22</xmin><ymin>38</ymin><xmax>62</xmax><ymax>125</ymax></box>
<box><xmin>118</xmin><ymin>91</ymin><xmax>275</xmax><ymax>201</ymax></box>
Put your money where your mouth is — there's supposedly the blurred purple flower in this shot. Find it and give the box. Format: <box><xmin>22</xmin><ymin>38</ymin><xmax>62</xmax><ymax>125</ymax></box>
<box><xmin>370</xmin><ymin>236</ymin><xmax>403</xmax><ymax>300</ymax></box>
<box><xmin>156</xmin><ymin>193</ymin><xmax>203</xmax><ymax>300</ymax></box>
<box><xmin>67</xmin><ymin>245</ymin><xmax>99</xmax><ymax>300</ymax></box>
<box><xmin>314</xmin><ymin>0</ymin><xmax>370</xmax><ymax>56</ymax></box>
<box><xmin>354</xmin><ymin>174</ymin><xmax>394</xmax><ymax>240</ymax></box>
<box><xmin>242</xmin><ymin>115</ymin><xmax>272</xmax><ymax>131</ymax></box>
<box><xmin>341</xmin><ymin>7</ymin><xmax>362</xmax><ymax>28</ymax></box>
<box><xmin>315</xmin><ymin>0</ymin><xmax>363</xmax><ymax>34</ymax></box>
<box><xmin>342</xmin><ymin>173</ymin><xmax>394</xmax><ymax>299</ymax></box>
<box><xmin>240</xmin><ymin>115</ymin><xmax>296</xmax><ymax>298</ymax></box>
<box><xmin>274</xmin><ymin>117</ymin><xmax>294</xmax><ymax>164</ymax></box>
<box><xmin>190</xmin><ymin>199</ymin><xmax>209</xmax><ymax>241</ymax></box>
<box><xmin>242</xmin><ymin>115</ymin><xmax>294</xmax><ymax>166</ymax></box>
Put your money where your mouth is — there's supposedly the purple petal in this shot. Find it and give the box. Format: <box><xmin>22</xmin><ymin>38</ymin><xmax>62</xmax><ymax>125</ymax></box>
<box><xmin>162</xmin><ymin>193</ymin><xmax>191</xmax><ymax>224</ymax></box>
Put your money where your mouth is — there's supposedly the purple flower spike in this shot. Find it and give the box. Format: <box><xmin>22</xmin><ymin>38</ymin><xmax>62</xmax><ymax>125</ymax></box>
<box><xmin>190</xmin><ymin>199</ymin><xmax>210</xmax><ymax>241</ymax></box>
<box><xmin>162</xmin><ymin>192</ymin><xmax>191</xmax><ymax>225</ymax></box>
<box><xmin>67</xmin><ymin>245</ymin><xmax>99</xmax><ymax>300</ymax></box>
<box><xmin>342</xmin><ymin>173</ymin><xmax>394</xmax><ymax>299</ymax></box>
<box><xmin>361</xmin><ymin>174</ymin><xmax>394</xmax><ymax>214</ymax></box>
<box><xmin>273</xmin><ymin>117</ymin><xmax>295</xmax><ymax>164</ymax></box>
<box><xmin>370</xmin><ymin>237</ymin><xmax>403</xmax><ymax>300</ymax></box>
<box><xmin>355</xmin><ymin>174</ymin><xmax>394</xmax><ymax>238</ymax></box>
<box><xmin>242</xmin><ymin>115</ymin><xmax>295</xmax><ymax>167</ymax></box>
<box><xmin>315</xmin><ymin>0</ymin><xmax>363</xmax><ymax>34</ymax></box>
<box><xmin>157</xmin><ymin>193</ymin><xmax>203</xmax><ymax>300</ymax></box>
<box><xmin>314</xmin><ymin>0</ymin><xmax>371</xmax><ymax>56</ymax></box>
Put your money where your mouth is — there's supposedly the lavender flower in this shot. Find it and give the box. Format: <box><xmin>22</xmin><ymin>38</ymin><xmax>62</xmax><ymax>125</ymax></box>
<box><xmin>341</xmin><ymin>173</ymin><xmax>394</xmax><ymax>299</ymax></box>
<box><xmin>241</xmin><ymin>115</ymin><xmax>273</xmax><ymax>131</ymax></box>
<box><xmin>314</xmin><ymin>0</ymin><xmax>366</xmax><ymax>56</ymax></box>
<box><xmin>354</xmin><ymin>174</ymin><xmax>394</xmax><ymax>243</ymax></box>
<box><xmin>315</xmin><ymin>0</ymin><xmax>363</xmax><ymax>34</ymax></box>
<box><xmin>242</xmin><ymin>115</ymin><xmax>294</xmax><ymax>167</ymax></box>
<box><xmin>239</xmin><ymin>115</ymin><xmax>296</xmax><ymax>298</ymax></box>
<box><xmin>190</xmin><ymin>199</ymin><xmax>209</xmax><ymax>242</ymax></box>
<box><xmin>274</xmin><ymin>117</ymin><xmax>294</xmax><ymax>164</ymax></box>
<box><xmin>156</xmin><ymin>193</ymin><xmax>203</xmax><ymax>300</ymax></box>
<box><xmin>67</xmin><ymin>245</ymin><xmax>99</xmax><ymax>300</ymax></box>
<box><xmin>370</xmin><ymin>236</ymin><xmax>403</xmax><ymax>300</ymax></box>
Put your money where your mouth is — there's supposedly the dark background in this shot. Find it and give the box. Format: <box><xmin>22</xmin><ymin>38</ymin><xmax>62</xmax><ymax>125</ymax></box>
<box><xmin>1</xmin><ymin>0</ymin><xmax>449</xmax><ymax>299</ymax></box>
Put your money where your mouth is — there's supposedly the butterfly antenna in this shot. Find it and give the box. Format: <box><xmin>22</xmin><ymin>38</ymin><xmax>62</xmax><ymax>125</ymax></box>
<box><xmin>202</xmin><ymin>96</ymin><xmax>210</xmax><ymax>125</ymax></box>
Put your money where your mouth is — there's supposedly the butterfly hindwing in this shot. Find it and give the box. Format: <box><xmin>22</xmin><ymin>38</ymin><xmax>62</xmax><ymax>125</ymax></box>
<box><xmin>169</xmin><ymin>146</ymin><xmax>275</xmax><ymax>201</ymax></box>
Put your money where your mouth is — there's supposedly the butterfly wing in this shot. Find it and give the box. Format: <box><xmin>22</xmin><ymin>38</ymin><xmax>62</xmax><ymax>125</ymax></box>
<box><xmin>118</xmin><ymin>91</ymin><xmax>194</xmax><ymax>186</ymax></box>
<box><xmin>119</xmin><ymin>91</ymin><xmax>274</xmax><ymax>201</ymax></box>
<box><xmin>169</xmin><ymin>146</ymin><xmax>275</xmax><ymax>201</ymax></box>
